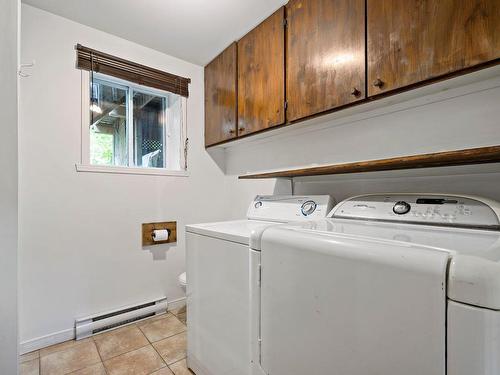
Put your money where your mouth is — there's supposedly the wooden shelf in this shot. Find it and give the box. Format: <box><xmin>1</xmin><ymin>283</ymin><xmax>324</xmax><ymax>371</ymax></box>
<box><xmin>238</xmin><ymin>145</ymin><xmax>500</xmax><ymax>179</ymax></box>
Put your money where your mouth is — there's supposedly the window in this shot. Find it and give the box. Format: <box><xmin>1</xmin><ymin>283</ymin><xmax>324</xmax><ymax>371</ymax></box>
<box><xmin>75</xmin><ymin>45</ymin><xmax>189</xmax><ymax>176</ymax></box>
<box><xmin>79</xmin><ymin>72</ymin><xmax>187</xmax><ymax>175</ymax></box>
<box><xmin>89</xmin><ymin>78</ymin><xmax>128</xmax><ymax>166</ymax></box>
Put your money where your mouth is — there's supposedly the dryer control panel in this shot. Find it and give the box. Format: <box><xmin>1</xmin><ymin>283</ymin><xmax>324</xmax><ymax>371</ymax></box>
<box><xmin>247</xmin><ymin>195</ymin><xmax>335</xmax><ymax>222</ymax></box>
<box><xmin>330</xmin><ymin>194</ymin><xmax>500</xmax><ymax>230</ymax></box>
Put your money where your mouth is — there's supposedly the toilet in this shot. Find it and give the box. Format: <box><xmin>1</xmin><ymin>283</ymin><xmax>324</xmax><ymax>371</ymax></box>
<box><xmin>178</xmin><ymin>272</ymin><xmax>187</xmax><ymax>291</ymax></box>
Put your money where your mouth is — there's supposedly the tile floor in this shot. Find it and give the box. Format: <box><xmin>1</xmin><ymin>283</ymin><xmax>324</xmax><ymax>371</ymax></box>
<box><xmin>20</xmin><ymin>306</ymin><xmax>192</xmax><ymax>375</ymax></box>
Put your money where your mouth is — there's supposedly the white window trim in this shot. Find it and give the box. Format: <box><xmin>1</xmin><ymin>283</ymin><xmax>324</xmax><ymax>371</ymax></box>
<box><xmin>76</xmin><ymin>70</ymin><xmax>189</xmax><ymax>177</ymax></box>
<box><xmin>75</xmin><ymin>163</ymin><xmax>189</xmax><ymax>176</ymax></box>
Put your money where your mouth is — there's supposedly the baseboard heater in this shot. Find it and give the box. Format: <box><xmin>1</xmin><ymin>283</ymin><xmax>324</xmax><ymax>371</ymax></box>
<box><xmin>75</xmin><ymin>297</ymin><xmax>168</xmax><ymax>340</ymax></box>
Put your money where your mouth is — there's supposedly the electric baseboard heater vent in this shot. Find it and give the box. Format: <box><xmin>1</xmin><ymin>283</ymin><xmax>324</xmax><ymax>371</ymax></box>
<box><xmin>75</xmin><ymin>297</ymin><xmax>168</xmax><ymax>340</ymax></box>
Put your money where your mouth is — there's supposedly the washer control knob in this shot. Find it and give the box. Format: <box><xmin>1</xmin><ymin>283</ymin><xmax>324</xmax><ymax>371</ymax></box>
<box><xmin>301</xmin><ymin>200</ymin><xmax>317</xmax><ymax>216</ymax></box>
<box><xmin>393</xmin><ymin>201</ymin><xmax>411</xmax><ymax>215</ymax></box>
<box><xmin>254</xmin><ymin>201</ymin><xmax>262</xmax><ymax>209</ymax></box>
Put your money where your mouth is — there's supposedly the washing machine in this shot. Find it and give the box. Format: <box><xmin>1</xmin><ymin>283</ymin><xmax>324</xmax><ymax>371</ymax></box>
<box><xmin>185</xmin><ymin>195</ymin><xmax>334</xmax><ymax>375</ymax></box>
<box><xmin>254</xmin><ymin>193</ymin><xmax>500</xmax><ymax>375</ymax></box>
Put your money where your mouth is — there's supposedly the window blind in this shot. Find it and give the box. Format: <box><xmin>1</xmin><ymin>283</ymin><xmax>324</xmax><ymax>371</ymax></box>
<box><xmin>76</xmin><ymin>44</ymin><xmax>190</xmax><ymax>97</ymax></box>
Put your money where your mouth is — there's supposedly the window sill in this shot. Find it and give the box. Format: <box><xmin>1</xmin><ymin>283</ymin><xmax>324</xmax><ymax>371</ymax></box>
<box><xmin>75</xmin><ymin>164</ymin><xmax>189</xmax><ymax>177</ymax></box>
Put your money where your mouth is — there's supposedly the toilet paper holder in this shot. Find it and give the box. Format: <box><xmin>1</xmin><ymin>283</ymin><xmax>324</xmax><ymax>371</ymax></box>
<box><xmin>142</xmin><ymin>221</ymin><xmax>177</xmax><ymax>246</ymax></box>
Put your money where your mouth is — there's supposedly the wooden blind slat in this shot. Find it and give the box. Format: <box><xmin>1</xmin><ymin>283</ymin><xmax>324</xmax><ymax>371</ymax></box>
<box><xmin>76</xmin><ymin>44</ymin><xmax>190</xmax><ymax>97</ymax></box>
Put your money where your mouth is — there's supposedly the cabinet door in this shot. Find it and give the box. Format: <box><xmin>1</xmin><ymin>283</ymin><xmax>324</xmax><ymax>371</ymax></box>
<box><xmin>238</xmin><ymin>8</ymin><xmax>285</xmax><ymax>135</ymax></box>
<box><xmin>286</xmin><ymin>0</ymin><xmax>366</xmax><ymax>122</ymax></box>
<box><xmin>204</xmin><ymin>43</ymin><xmax>238</xmax><ymax>146</ymax></box>
<box><xmin>368</xmin><ymin>0</ymin><xmax>500</xmax><ymax>96</ymax></box>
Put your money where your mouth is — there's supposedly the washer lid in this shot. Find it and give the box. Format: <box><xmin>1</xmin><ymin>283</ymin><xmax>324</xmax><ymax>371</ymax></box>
<box><xmin>186</xmin><ymin>219</ymin><xmax>278</xmax><ymax>245</ymax></box>
<box><xmin>275</xmin><ymin>218</ymin><xmax>500</xmax><ymax>257</ymax></box>
<box><xmin>186</xmin><ymin>195</ymin><xmax>334</xmax><ymax>248</ymax></box>
<box><xmin>272</xmin><ymin>217</ymin><xmax>500</xmax><ymax>310</ymax></box>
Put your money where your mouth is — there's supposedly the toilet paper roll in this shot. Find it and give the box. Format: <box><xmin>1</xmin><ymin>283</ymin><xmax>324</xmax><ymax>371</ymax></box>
<box><xmin>152</xmin><ymin>229</ymin><xmax>169</xmax><ymax>242</ymax></box>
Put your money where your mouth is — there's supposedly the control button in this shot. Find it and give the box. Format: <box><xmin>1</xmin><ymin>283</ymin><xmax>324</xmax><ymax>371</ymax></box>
<box><xmin>254</xmin><ymin>201</ymin><xmax>263</xmax><ymax>209</ymax></box>
<box><xmin>393</xmin><ymin>201</ymin><xmax>411</xmax><ymax>215</ymax></box>
<box><xmin>301</xmin><ymin>200</ymin><xmax>317</xmax><ymax>216</ymax></box>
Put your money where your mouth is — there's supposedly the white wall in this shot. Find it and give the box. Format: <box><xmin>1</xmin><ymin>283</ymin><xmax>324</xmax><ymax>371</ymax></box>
<box><xmin>19</xmin><ymin>4</ymin><xmax>230</xmax><ymax>349</ymax></box>
<box><xmin>223</xmin><ymin>69</ymin><xmax>500</xmax><ymax>217</ymax></box>
<box><xmin>0</xmin><ymin>0</ymin><xmax>19</xmax><ymax>371</ymax></box>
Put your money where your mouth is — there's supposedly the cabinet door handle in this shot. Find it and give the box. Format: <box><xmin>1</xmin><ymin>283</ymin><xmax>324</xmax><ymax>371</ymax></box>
<box><xmin>228</xmin><ymin>128</ymin><xmax>236</xmax><ymax>134</ymax></box>
<box><xmin>351</xmin><ymin>87</ymin><xmax>361</xmax><ymax>97</ymax></box>
<box><xmin>372</xmin><ymin>78</ymin><xmax>385</xmax><ymax>88</ymax></box>
<box><xmin>238</xmin><ymin>127</ymin><xmax>245</xmax><ymax>132</ymax></box>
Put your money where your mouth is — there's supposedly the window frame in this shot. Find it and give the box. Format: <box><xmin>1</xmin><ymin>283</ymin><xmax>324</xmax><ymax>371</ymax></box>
<box><xmin>77</xmin><ymin>71</ymin><xmax>189</xmax><ymax>176</ymax></box>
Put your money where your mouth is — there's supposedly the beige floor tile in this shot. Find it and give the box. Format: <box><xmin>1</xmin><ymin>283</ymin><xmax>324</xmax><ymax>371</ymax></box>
<box><xmin>139</xmin><ymin>314</ymin><xmax>186</xmax><ymax>343</ymax></box>
<box><xmin>168</xmin><ymin>359</ymin><xmax>194</xmax><ymax>375</ymax></box>
<box><xmin>152</xmin><ymin>332</ymin><xmax>187</xmax><ymax>365</ymax></box>
<box><xmin>68</xmin><ymin>362</ymin><xmax>106</xmax><ymax>375</ymax></box>
<box><xmin>20</xmin><ymin>358</ymin><xmax>39</xmax><ymax>375</ymax></box>
<box><xmin>103</xmin><ymin>345</ymin><xmax>166</xmax><ymax>375</ymax></box>
<box><xmin>176</xmin><ymin>312</ymin><xmax>186</xmax><ymax>325</ymax></box>
<box><xmin>94</xmin><ymin>325</ymin><xmax>149</xmax><ymax>360</ymax></box>
<box><xmin>150</xmin><ymin>367</ymin><xmax>174</xmax><ymax>375</ymax></box>
<box><xmin>136</xmin><ymin>313</ymin><xmax>169</xmax><ymax>328</ymax></box>
<box><xmin>40</xmin><ymin>339</ymin><xmax>101</xmax><ymax>375</ymax></box>
<box><xmin>169</xmin><ymin>306</ymin><xmax>186</xmax><ymax>317</ymax></box>
<box><xmin>40</xmin><ymin>338</ymin><xmax>93</xmax><ymax>358</ymax></box>
<box><xmin>20</xmin><ymin>350</ymin><xmax>40</xmax><ymax>363</ymax></box>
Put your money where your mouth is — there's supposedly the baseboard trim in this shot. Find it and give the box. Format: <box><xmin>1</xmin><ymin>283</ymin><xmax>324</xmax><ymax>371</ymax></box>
<box><xmin>167</xmin><ymin>297</ymin><xmax>186</xmax><ymax>312</ymax></box>
<box><xmin>19</xmin><ymin>296</ymin><xmax>186</xmax><ymax>355</ymax></box>
<box><xmin>20</xmin><ymin>328</ymin><xmax>75</xmax><ymax>355</ymax></box>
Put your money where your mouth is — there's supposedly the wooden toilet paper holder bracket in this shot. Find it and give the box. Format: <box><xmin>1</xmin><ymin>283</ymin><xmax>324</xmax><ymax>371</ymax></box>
<box><xmin>142</xmin><ymin>221</ymin><xmax>177</xmax><ymax>246</ymax></box>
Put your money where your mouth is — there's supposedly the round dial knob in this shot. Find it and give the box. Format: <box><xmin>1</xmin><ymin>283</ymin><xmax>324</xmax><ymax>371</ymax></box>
<box><xmin>393</xmin><ymin>201</ymin><xmax>411</xmax><ymax>215</ymax></box>
<box><xmin>301</xmin><ymin>200</ymin><xmax>317</xmax><ymax>216</ymax></box>
<box><xmin>254</xmin><ymin>201</ymin><xmax>262</xmax><ymax>209</ymax></box>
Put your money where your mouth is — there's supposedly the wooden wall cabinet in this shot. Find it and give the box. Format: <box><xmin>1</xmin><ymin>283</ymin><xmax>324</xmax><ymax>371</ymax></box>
<box><xmin>286</xmin><ymin>0</ymin><xmax>366</xmax><ymax>121</ymax></box>
<box><xmin>204</xmin><ymin>0</ymin><xmax>499</xmax><ymax>147</ymax></box>
<box><xmin>204</xmin><ymin>43</ymin><xmax>238</xmax><ymax>147</ymax></box>
<box><xmin>368</xmin><ymin>0</ymin><xmax>500</xmax><ymax>96</ymax></box>
<box><xmin>237</xmin><ymin>7</ymin><xmax>286</xmax><ymax>136</ymax></box>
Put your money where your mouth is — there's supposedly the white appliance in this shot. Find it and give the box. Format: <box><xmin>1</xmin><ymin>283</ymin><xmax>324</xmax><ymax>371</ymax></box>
<box><xmin>186</xmin><ymin>195</ymin><xmax>334</xmax><ymax>375</ymax></box>
<box><xmin>255</xmin><ymin>194</ymin><xmax>500</xmax><ymax>375</ymax></box>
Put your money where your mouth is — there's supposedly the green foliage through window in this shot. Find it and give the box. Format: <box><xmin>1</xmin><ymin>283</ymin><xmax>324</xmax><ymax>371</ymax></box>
<box><xmin>90</xmin><ymin>132</ymin><xmax>114</xmax><ymax>165</ymax></box>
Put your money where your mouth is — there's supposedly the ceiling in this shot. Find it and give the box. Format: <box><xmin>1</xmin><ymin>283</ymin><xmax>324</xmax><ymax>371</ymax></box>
<box><xmin>22</xmin><ymin>0</ymin><xmax>286</xmax><ymax>65</ymax></box>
